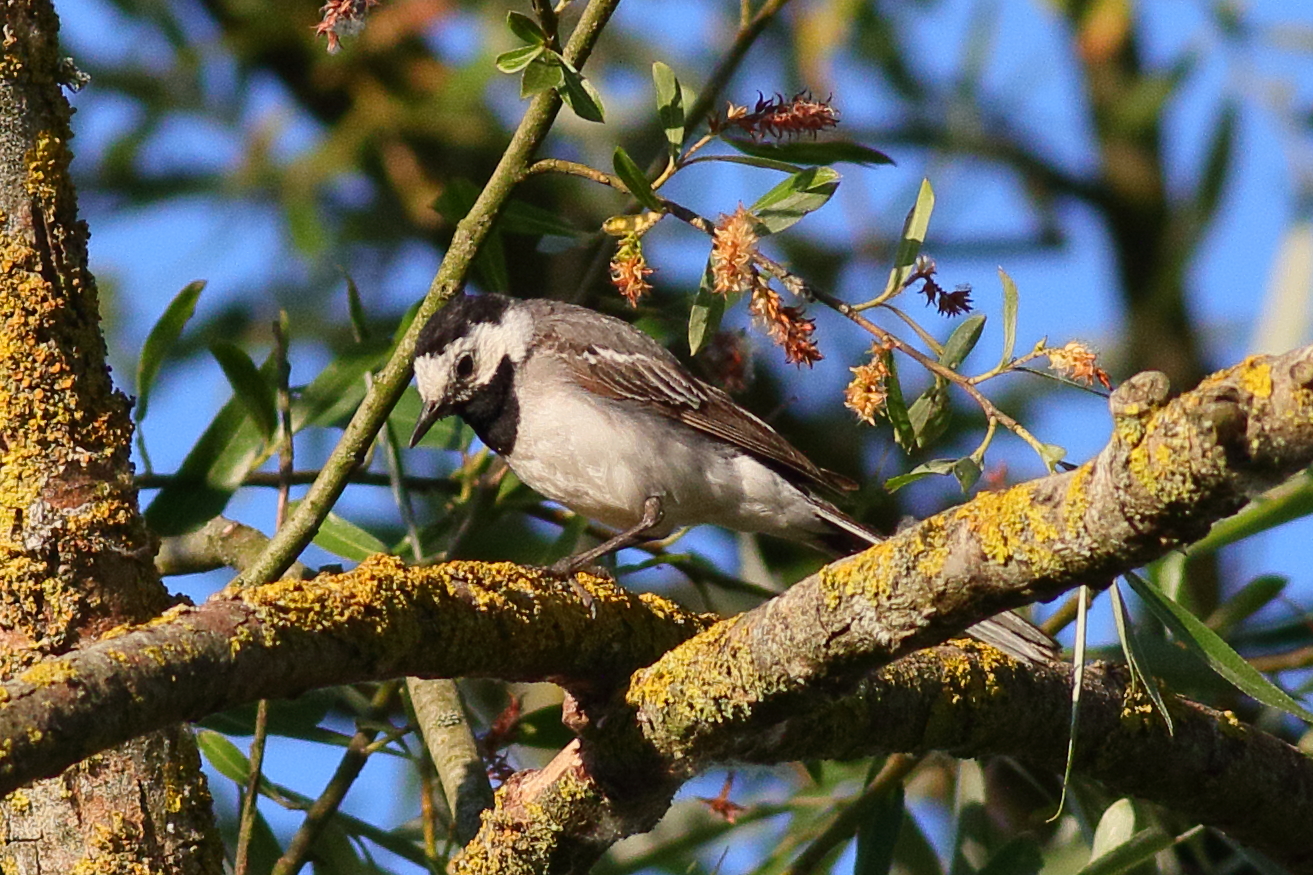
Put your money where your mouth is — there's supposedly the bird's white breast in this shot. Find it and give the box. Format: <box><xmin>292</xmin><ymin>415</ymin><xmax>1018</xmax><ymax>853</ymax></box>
<box><xmin>504</xmin><ymin>356</ymin><xmax>826</xmax><ymax>540</ymax></box>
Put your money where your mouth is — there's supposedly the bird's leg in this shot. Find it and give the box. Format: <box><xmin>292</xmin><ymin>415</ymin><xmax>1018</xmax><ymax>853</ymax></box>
<box><xmin>548</xmin><ymin>496</ymin><xmax>665</xmax><ymax>578</ymax></box>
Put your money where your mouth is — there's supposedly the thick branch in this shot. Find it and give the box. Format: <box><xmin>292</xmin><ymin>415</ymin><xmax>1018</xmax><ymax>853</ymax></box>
<box><xmin>0</xmin><ymin>558</ymin><xmax>711</xmax><ymax>797</ymax></box>
<box><xmin>456</xmin><ymin>646</ymin><xmax>1313</xmax><ymax>874</ymax></box>
<box><xmin>628</xmin><ymin>353</ymin><xmax>1313</xmax><ymax>770</ymax></box>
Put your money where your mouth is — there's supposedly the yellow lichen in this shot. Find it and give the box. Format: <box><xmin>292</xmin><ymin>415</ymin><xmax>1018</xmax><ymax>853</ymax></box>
<box><xmin>17</xmin><ymin>658</ymin><xmax>76</xmax><ymax>686</ymax></box>
<box><xmin>1239</xmin><ymin>359</ymin><xmax>1273</xmax><ymax>399</ymax></box>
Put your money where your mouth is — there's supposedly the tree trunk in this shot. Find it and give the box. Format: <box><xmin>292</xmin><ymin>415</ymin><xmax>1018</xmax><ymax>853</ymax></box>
<box><xmin>0</xmin><ymin>0</ymin><xmax>222</xmax><ymax>869</ymax></box>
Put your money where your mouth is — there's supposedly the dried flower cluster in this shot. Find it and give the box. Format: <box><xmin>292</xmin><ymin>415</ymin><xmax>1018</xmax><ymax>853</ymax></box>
<box><xmin>716</xmin><ymin>92</ymin><xmax>840</xmax><ymax>140</ymax></box>
<box><xmin>316</xmin><ymin>0</ymin><xmax>377</xmax><ymax>53</ymax></box>
<box><xmin>710</xmin><ymin>205</ymin><xmax>759</xmax><ymax>296</ymax></box>
<box><xmin>1046</xmin><ymin>340</ymin><xmax>1112</xmax><ymax>389</ymax></box>
<box><xmin>610</xmin><ymin>234</ymin><xmax>655</xmax><ymax>307</ymax></box>
<box><xmin>750</xmin><ymin>281</ymin><xmax>822</xmax><ymax>366</ymax></box>
<box><xmin>906</xmin><ymin>254</ymin><xmax>972</xmax><ymax>316</ymax></box>
<box><xmin>710</xmin><ymin>206</ymin><xmax>820</xmax><ymax>365</ymax></box>
<box><xmin>844</xmin><ymin>347</ymin><xmax>891</xmax><ymax>425</ymax></box>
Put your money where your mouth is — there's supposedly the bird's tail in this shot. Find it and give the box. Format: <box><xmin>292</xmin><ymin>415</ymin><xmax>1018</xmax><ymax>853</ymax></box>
<box><xmin>807</xmin><ymin>498</ymin><xmax>1059</xmax><ymax>664</ymax></box>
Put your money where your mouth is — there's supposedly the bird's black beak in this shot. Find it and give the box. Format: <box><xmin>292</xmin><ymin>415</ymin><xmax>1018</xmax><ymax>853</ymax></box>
<box><xmin>409</xmin><ymin>400</ymin><xmax>445</xmax><ymax>448</ymax></box>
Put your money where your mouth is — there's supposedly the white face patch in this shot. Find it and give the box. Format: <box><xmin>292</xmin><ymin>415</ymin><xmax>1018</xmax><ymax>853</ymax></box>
<box><xmin>413</xmin><ymin>305</ymin><xmax>535</xmax><ymax>406</ymax></box>
<box><xmin>414</xmin><ymin>352</ymin><xmax>451</xmax><ymax>404</ymax></box>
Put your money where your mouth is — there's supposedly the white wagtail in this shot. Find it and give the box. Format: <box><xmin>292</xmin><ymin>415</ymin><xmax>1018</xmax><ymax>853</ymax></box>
<box><xmin>409</xmin><ymin>292</ymin><xmax>1055</xmax><ymax>662</ymax></box>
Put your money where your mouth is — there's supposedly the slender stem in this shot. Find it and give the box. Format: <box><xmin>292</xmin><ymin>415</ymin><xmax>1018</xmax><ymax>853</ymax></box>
<box><xmin>235</xmin><ymin>316</ymin><xmax>296</xmax><ymax>875</ymax></box>
<box><xmin>270</xmin><ymin>682</ymin><xmax>401</xmax><ymax>875</ymax></box>
<box><xmin>877</xmin><ymin>303</ymin><xmax>943</xmax><ymax>355</ymax></box>
<box><xmin>274</xmin><ymin>315</ymin><xmax>295</xmax><ymax>530</ymax></box>
<box><xmin>417</xmin><ymin>752</ymin><xmax>445</xmax><ymax>870</ymax></box>
<box><xmin>812</xmin><ymin>290</ymin><xmax>1054</xmax><ymax>461</ymax></box>
<box><xmin>682</xmin><ymin>0</ymin><xmax>796</xmax><ymax>135</ymax></box>
<box><xmin>523</xmin><ymin>157</ymin><xmax>622</xmax><ymax>189</ymax></box>
<box><xmin>530</xmin><ymin>0</ymin><xmax>560</xmax><ymax>49</ymax></box>
<box><xmin>230</xmin><ymin>0</ymin><xmax>623</xmax><ymax>590</ymax></box>
<box><xmin>233</xmin><ymin>699</ymin><xmax>269</xmax><ymax>875</ymax></box>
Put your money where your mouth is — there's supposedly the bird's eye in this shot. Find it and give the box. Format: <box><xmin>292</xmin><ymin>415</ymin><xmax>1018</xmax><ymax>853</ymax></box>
<box><xmin>456</xmin><ymin>354</ymin><xmax>475</xmax><ymax>378</ymax></box>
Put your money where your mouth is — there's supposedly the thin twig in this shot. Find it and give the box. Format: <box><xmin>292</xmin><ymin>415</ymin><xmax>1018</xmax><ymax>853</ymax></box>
<box><xmin>270</xmin><ymin>681</ymin><xmax>402</xmax><ymax>875</ymax></box>
<box><xmin>235</xmin><ymin>316</ymin><xmax>295</xmax><ymax>875</ymax></box>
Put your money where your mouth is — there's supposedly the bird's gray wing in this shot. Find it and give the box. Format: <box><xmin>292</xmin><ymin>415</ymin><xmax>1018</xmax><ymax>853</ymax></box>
<box><xmin>535</xmin><ymin>310</ymin><xmax>855</xmax><ymax>493</ymax></box>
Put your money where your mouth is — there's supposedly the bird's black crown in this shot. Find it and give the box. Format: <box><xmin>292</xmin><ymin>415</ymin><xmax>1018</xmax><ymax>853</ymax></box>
<box><xmin>414</xmin><ymin>293</ymin><xmax>511</xmax><ymax>358</ymax></box>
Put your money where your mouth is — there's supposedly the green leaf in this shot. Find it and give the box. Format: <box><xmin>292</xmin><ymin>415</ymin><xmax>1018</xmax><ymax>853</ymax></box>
<box><xmin>724</xmin><ymin>135</ymin><xmax>894</xmax><ymax>168</ymax></box>
<box><xmin>939</xmin><ymin>314</ymin><xmax>986</xmax><ymax>370</ymax></box>
<box><xmin>146</xmin><ymin>357</ymin><xmax>278</xmax><ymax>536</ymax></box>
<box><xmin>884</xmin><ymin>458</ymin><xmax>957</xmax><ymax>491</ymax></box>
<box><xmin>688</xmin><ymin>260</ymin><xmax>725</xmax><ymax>355</ymax></box>
<box><xmin>977</xmin><ymin>838</ymin><xmax>1043</xmax><ymax>875</ymax></box>
<box><xmin>1079</xmin><ymin>800</ymin><xmax>1180</xmax><ymax>875</ymax></box>
<box><xmin>1050</xmin><ymin>585</ymin><xmax>1089</xmax><ymax>823</ymax></box>
<box><xmin>853</xmin><ymin>784</ymin><xmax>903</xmax><ymax>875</ymax></box>
<box><xmin>505</xmin><ymin>10</ymin><xmax>547</xmax><ymax>44</ymax></box>
<box><xmin>749</xmin><ymin>166</ymin><xmax>841</xmax><ymax>234</ymax></box>
<box><xmin>883</xmin><ymin>179</ymin><xmax>935</xmax><ymax>297</ymax></box>
<box><xmin>1039</xmin><ymin>443</ymin><xmax>1067</xmax><ymax>471</ymax></box>
<box><xmin>210</xmin><ymin>342</ymin><xmax>278</xmax><ymax>441</ymax></box>
<box><xmin>1208</xmin><ymin>574</ymin><xmax>1287</xmax><ymax>634</ymax></box>
<box><xmin>556</xmin><ymin>55</ymin><xmax>605</xmax><ymax>122</ymax></box>
<box><xmin>952</xmin><ymin>457</ymin><xmax>981</xmax><ymax>492</ymax></box>
<box><xmin>195</xmin><ymin>729</ymin><xmax>277</xmax><ymax>797</ymax></box>
<box><xmin>290</xmin><ymin>501</ymin><xmax>389</xmax><ymax>561</ymax></box>
<box><xmin>1110</xmin><ymin>583</ymin><xmax>1174</xmax><ymax>735</ymax></box>
<box><xmin>345</xmin><ymin>274</ymin><xmax>369</xmax><ymax>341</ymax></box>
<box><xmin>520</xmin><ymin>54</ymin><xmax>564</xmax><ymax>96</ymax></box>
<box><xmin>907</xmin><ymin>386</ymin><xmax>950</xmax><ymax>450</ymax></box>
<box><xmin>499</xmin><ymin>199</ymin><xmax>583</xmax><ymax>239</ymax></box>
<box><xmin>1125</xmin><ymin>571</ymin><xmax>1313</xmax><ymax>723</ymax></box>
<box><xmin>136</xmin><ymin>279</ymin><xmax>204</xmax><ymax>422</ymax></box>
<box><xmin>495</xmin><ymin>44</ymin><xmax>544</xmax><ymax>74</ymax></box>
<box><xmin>652</xmin><ymin>62</ymin><xmax>685</xmax><ymax>159</ymax></box>
<box><xmin>882</xmin><ymin>352</ymin><xmax>917</xmax><ymax>452</ymax></box>
<box><xmin>687</xmin><ymin>153</ymin><xmax>805</xmax><ymax>174</ymax></box>
<box><xmin>1186</xmin><ymin>470</ymin><xmax>1313</xmax><ymax>555</ymax></box>
<box><xmin>309</xmin><ymin>819</ymin><xmax>367</xmax><ymax>875</ymax></box>
<box><xmin>516</xmin><ymin>703</ymin><xmax>576</xmax><ymax>750</ymax></box>
<box><xmin>613</xmin><ymin>145</ymin><xmax>663</xmax><ymax>212</ymax></box>
<box><xmin>997</xmin><ymin>268</ymin><xmax>1018</xmax><ymax>368</ymax></box>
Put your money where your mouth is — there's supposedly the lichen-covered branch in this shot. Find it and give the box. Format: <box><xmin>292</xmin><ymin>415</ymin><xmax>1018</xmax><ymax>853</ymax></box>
<box><xmin>453</xmin><ymin>646</ymin><xmax>1313</xmax><ymax>874</ymax></box>
<box><xmin>627</xmin><ymin>353</ymin><xmax>1313</xmax><ymax>771</ymax></box>
<box><xmin>5</xmin><ymin>349</ymin><xmax>1313</xmax><ymax>870</ymax></box>
<box><xmin>0</xmin><ymin>0</ymin><xmax>221</xmax><ymax>869</ymax></box>
<box><xmin>0</xmin><ymin>558</ymin><xmax>712</xmax><ymax>798</ymax></box>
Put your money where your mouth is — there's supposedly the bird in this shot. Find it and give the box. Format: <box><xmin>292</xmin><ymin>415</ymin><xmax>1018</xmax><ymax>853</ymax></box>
<box><xmin>409</xmin><ymin>292</ymin><xmax>1056</xmax><ymax>663</ymax></box>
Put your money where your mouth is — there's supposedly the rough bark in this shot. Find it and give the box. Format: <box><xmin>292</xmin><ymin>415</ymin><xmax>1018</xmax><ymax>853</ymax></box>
<box><xmin>0</xmin><ymin>0</ymin><xmax>221</xmax><ymax>869</ymax></box>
